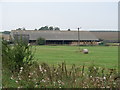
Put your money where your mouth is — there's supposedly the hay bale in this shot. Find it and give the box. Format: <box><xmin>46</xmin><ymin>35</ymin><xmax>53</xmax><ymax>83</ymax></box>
<box><xmin>82</xmin><ymin>49</ymin><xmax>88</xmax><ymax>54</ymax></box>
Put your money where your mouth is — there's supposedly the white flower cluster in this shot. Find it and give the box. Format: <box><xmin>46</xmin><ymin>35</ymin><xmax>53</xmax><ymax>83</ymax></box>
<box><xmin>19</xmin><ymin>67</ymin><xmax>23</xmax><ymax>74</ymax></box>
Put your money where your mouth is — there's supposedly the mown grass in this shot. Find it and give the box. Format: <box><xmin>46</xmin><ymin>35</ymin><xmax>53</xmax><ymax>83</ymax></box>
<box><xmin>33</xmin><ymin>45</ymin><xmax>118</xmax><ymax>69</ymax></box>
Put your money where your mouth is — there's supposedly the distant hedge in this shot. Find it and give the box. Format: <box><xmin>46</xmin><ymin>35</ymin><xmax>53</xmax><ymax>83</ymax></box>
<box><xmin>36</xmin><ymin>37</ymin><xmax>46</xmax><ymax>45</ymax></box>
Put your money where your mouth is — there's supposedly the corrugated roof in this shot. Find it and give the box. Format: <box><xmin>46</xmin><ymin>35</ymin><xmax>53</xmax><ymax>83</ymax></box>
<box><xmin>11</xmin><ymin>30</ymin><xmax>99</xmax><ymax>41</ymax></box>
<box><xmin>91</xmin><ymin>31</ymin><xmax>118</xmax><ymax>41</ymax></box>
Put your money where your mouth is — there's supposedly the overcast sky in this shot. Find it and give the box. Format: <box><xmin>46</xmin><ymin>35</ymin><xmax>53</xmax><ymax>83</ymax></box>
<box><xmin>0</xmin><ymin>1</ymin><xmax>118</xmax><ymax>31</ymax></box>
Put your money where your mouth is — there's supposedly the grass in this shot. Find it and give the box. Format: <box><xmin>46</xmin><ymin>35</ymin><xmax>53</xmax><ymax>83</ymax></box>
<box><xmin>3</xmin><ymin>44</ymin><xmax>119</xmax><ymax>88</ymax></box>
<box><xmin>33</xmin><ymin>45</ymin><xmax>118</xmax><ymax>69</ymax></box>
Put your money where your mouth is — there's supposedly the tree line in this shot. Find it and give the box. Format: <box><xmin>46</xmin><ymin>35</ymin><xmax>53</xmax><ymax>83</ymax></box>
<box><xmin>16</xmin><ymin>26</ymin><xmax>60</xmax><ymax>31</ymax></box>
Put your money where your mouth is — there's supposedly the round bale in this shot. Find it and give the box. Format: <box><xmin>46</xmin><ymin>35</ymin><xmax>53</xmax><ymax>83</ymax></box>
<box><xmin>82</xmin><ymin>49</ymin><xmax>89</xmax><ymax>54</ymax></box>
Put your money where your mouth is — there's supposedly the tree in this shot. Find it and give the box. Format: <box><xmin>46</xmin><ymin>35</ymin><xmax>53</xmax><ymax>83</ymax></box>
<box><xmin>38</xmin><ymin>26</ymin><xmax>60</xmax><ymax>31</ymax></box>
<box><xmin>39</xmin><ymin>26</ymin><xmax>49</xmax><ymax>30</ymax></box>
<box><xmin>54</xmin><ymin>27</ymin><xmax>60</xmax><ymax>30</ymax></box>
<box><xmin>2</xmin><ymin>31</ymin><xmax>11</xmax><ymax>34</ymax></box>
<box><xmin>36</xmin><ymin>37</ymin><xmax>46</xmax><ymax>45</ymax></box>
<box><xmin>68</xmin><ymin>29</ymin><xmax>71</xmax><ymax>31</ymax></box>
<box><xmin>16</xmin><ymin>28</ymin><xmax>26</xmax><ymax>30</ymax></box>
<box><xmin>16</xmin><ymin>28</ymin><xmax>22</xmax><ymax>30</ymax></box>
<box><xmin>22</xmin><ymin>27</ymin><xmax>26</xmax><ymax>30</ymax></box>
<box><xmin>49</xmin><ymin>26</ymin><xmax>54</xmax><ymax>30</ymax></box>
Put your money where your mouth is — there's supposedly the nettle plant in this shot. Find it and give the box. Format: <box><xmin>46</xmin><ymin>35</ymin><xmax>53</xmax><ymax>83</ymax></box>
<box><xmin>2</xmin><ymin>38</ymin><xmax>34</xmax><ymax>73</ymax></box>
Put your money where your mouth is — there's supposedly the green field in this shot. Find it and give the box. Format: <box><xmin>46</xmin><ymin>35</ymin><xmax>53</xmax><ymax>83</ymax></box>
<box><xmin>33</xmin><ymin>46</ymin><xmax>118</xmax><ymax>69</ymax></box>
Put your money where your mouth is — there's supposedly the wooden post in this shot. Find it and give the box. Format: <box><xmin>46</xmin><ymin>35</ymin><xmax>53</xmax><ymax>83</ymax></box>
<box><xmin>78</xmin><ymin>27</ymin><xmax>80</xmax><ymax>46</ymax></box>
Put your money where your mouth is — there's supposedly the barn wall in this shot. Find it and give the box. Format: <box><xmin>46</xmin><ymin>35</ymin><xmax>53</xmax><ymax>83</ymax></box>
<box><xmin>37</xmin><ymin>40</ymin><xmax>98</xmax><ymax>45</ymax></box>
<box><xmin>70</xmin><ymin>41</ymin><xmax>98</xmax><ymax>45</ymax></box>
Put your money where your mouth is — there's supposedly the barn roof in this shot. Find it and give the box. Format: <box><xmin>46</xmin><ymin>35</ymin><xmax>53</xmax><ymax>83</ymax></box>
<box><xmin>11</xmin><ymin>30</ymin><xmax>99</xmax><ymax>41</ymax></box>
<box><xmin>90</xmin><ymin>31</ymin><xmax>118</xmax><ymax>42</ymax></box>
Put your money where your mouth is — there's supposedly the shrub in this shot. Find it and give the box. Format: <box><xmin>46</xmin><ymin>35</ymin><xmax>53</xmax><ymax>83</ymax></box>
<box><xmin>2</xmin><ymin>39</ymin><xmax>34</xmax><ymax>73</ymax></box>
<box><xmin>36</xmin><ymin>37</ymin><xmax>46</xmax><ymax>45</ymax></box>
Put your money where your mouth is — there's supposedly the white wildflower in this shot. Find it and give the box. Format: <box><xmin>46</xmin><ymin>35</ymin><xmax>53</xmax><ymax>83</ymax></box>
<box><xmin>15</xmin><ymin>80</ymin><xmax>18</xmax><ymax>83</ymax></box>
<box><xmin>19</xmin><ymin>77</ymin><xmax>21</xmax><ymax>80</ymax></box>
<box><xmin>103</xmin><ymin>77</ymin><xmax>106</xmax><ymax>80</ymax></box>
<box><xmin>106</xmin><ymin>86</ymin><xmax>110</xmax><ymax>88</ymax></box>
<box><xmin>90</xmin><ymin>76</ymin><xmax>92</xmax><ymax>78</ymax></box>
<box><xmin>35</xmin><ymin>85</ymin><xmax>38</xmax><ymax>87</ymax></box>
<box><xmin>39</xmin><ymin>65</ymin><xmax>42</xmax><ymax>71</ymax></box>
<box><xmin>44</xmin><ymin>69</ymin><xmax>47</xmax><ymax>72</ymax></box>
<box><xmin>10</xmin><ymin>76</ymin><xmax>14</xmax><ymax>80</ymax></box>
<box><xmin>28</xmin><ymin>43</ymin><xmax>30</xmax><ymax>46</ymax></box>
<box><xmin>110</xmin><ymin>76</ymin><xmax>112</xmax><ymax>78</ymax></box>
<box><xmin>19</xmin><ymin>69</ymin><xmax>22</xmax><ymax>73</ymax></box>
<box><xmin>28</xmin><ymin>75</ymin><xmax>31</xmax><ymax>78</ymax></box>
<box><xmin>58</xmin><ymin>80</ymin><xmax>61</xmax><ymax>84</ymax></box>
<box><xmin>47</xmin><ymin>78</ymin><xmax>50</xmax><ymax>80</ymax></box>
<box><xmin>30</xmin><ymin>73</ymin><xmax>33</xmax><ymax>75</ymax></box>
<box><xmin>42</xmin><ymin>79</ymin><xmax>45</xmax><ymax>82</ymax></box>
<box><xmin>113</xmin><ymin>82</ymin><xmax>116</xmax><ymax>85</ymax></box>
<box><xmin>20</xmin><ymin>67</ymin><xmax>23</xmax><ymax>70</ymax></box>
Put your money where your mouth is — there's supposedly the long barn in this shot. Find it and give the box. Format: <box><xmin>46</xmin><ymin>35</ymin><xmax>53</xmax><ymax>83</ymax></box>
<box><xmin>11</xmin><ymin>30</ymin><xmax>99</xmax><ymax>45</ymax></box>
<box><xmin>90</xmin><ymin>31</ymin><xmax>119</xmax><ymax>43</ymax></box>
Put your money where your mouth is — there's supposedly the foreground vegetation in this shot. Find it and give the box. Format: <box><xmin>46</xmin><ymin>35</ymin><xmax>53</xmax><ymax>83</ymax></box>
<box><xmin>2</xmin><ymin>40</ymin><xmax>119</xmax><ymax>88</ymax></box>
<box><xmin>3</xmin><ymin>62</ymin><xmax>119</xmax><ymax>88</ymax></box>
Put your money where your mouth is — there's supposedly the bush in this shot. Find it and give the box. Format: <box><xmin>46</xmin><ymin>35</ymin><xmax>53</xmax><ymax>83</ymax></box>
<box><xmin>36</xmin><ymin>37</ymin><xmax>46</xmax><ymax>45</ymax></box>
<box><xmin>2</xmin><ymin>39</ymin><xmax>34</xmax><ymax>73</ymax></box>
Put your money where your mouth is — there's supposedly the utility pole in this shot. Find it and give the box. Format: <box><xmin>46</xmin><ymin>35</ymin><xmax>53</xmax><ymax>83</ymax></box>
<box><xmin>78</xmin><ymin>27</ymin><xmax>80</xmax><ymax>46</ymax></box>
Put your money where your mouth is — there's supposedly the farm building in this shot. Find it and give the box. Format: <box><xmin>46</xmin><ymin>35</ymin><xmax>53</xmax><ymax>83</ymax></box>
<box><xmin>1</xmin><ymin>34</ymin><xmax>11</xmax><ymax>42</ymax></box>
<box><xmin>11</xmin><ymin>30</ymin><xmax>99</xmax><ymax>45</ymax></box>
<box><xmin>90</xmin><ymin>31</ymin><xmax>119</xmax><ymax>43</ymax></box>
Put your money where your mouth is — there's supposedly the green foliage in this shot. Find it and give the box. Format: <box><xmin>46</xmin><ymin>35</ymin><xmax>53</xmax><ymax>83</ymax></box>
<box><xmin>2</xmin><ymin>31</ymin><xmax>11</xmax><ymax>34</ymax></box>
<box><xmin>38</xmin><ymin>26</ymin><xmax>60</xmax><ymax>31</ymax></box>
<box><xmin>16</xmin><ymin>28</ymin><xmax>22</xmax><ymax>30</ymax></box>
<box><xmin>2</xmin><ymin>39</ymin><xmax>34</xmax><ymax>73</ymax></box>
<box><xmin>36</xmin><ymin>37</ymin><xmax>46</xmax><ymax>45</ymax></box>
<box><xmin>39</xmin><ymin>26</ymin><xmax>49</xmax><ymax>30</ymax></box>
<box><xmin>16</xmin><ymin>27</ymin><xmax>26</xmax><ymax>30</ymax></box>
<box><xmin>68</xmin><ymin>29</ymin><xmax>71</xmax><ymax>31</ymax></box>
<box><xmin>54</xmin><ymin>27</ymin><xmax>60</xmax><ymax>30</ymax></box>
<box><xmin>49</xmin><ymin>26</ymin><xmax>54</xmax><ymax>30</ymax></box>
<box><xmin>3</xmin><ymin>62</ymin><xmax>118</xmax><ymax>88</ymax></box>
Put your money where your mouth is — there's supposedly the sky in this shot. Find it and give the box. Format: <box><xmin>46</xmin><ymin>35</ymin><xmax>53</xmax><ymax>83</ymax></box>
<box><xmin>0</xmin><ymin>0</ymin><xmax>118</xmax><ymax>31</ymax></box>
